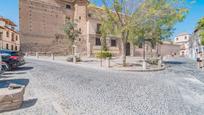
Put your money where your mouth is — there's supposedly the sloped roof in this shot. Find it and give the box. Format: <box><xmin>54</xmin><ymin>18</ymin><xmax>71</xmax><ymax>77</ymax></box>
<box><xmin>0</xmin><ymin>17</ymin><xmax>16</xmax><ymax>26</ymax></box>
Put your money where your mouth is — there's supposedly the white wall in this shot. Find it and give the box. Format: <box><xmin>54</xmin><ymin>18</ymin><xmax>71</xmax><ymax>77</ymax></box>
<box><xmin>0</xmin><ymin>21</ymin><xmax>5</xmax><ymax>27</ymax></box>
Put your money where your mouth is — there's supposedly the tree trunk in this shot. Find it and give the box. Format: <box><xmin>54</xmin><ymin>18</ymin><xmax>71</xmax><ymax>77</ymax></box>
<box><xmin>143</xmin><ymin>40</ymin><xmax>146</xmax><ymax>60</ymax></box>
<box><xmin>101</xmin><ymin>37</ymin><xmax>107</xmax><ymax>51</ymax></box>
<box><xmin>121</xmin><ymin>32</ymin><xmax>128</xmax><ymax>67</ymax></box>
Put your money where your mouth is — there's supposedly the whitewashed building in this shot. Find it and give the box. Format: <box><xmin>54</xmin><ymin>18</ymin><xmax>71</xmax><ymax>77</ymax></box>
<box><xmin>174</xmin><ymin>33</ymin><xmax>191</xmax><ymax>57</ymax></box>
<box><xmin>189</xmin><ymin>29</ymin><xmax>204</xmax><ymax>60</ymax></box>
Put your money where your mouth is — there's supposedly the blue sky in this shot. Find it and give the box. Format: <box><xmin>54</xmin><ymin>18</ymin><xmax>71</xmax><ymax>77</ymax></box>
<box><xmin>0</xmin><ymin>0</ymin><xmax>203</xmax><ymax>39</ymax></box>
<box><xmin>0</xmin><ymin>0</ymin><xmax>19</xmax><ymax>28</ymax></box>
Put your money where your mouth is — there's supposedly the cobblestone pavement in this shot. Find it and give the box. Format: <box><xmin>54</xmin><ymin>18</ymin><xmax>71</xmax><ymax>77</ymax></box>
<box><xmin>1</xmin><ymin>57</ymin><xmax>204</xmax><ymax>115</ymax></box>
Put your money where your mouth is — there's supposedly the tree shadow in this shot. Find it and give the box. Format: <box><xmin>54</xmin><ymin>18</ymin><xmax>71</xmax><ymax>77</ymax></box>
<box><xmin>0</xmin><ymin>79</ymin><xmax>29</xmax><ymax>88</ymax></box>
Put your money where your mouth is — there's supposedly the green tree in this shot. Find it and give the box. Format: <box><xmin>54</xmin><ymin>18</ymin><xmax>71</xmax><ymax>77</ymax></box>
<box><xmin>196</xmin><ymin>17</ymin><xmax>204</xmax><ymax>45</ymax></box>
<box><xmin>131</xmin><ymin>0</ymin><xmax>188</xmax><ymax>58</ymax></box>
<box><xmin>92</xmin><ymin>0</ymin><xmax>188</xmax><ymax>66</ymax></box>
<box><xmin>100</xmin><ymin>0</ymin><xmax>140</xmax><ymax>66</ymax></box>
<box><xmin>64</xmin><ymin>20</ymin><xmax>81</xmax><ymax>54</ymax></box>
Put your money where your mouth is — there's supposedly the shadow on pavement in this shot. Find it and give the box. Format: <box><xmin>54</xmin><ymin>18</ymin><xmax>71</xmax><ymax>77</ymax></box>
<box><xmin>21</xmin><ymin>98</ymin><xmax>38</xmax><ymax>109</ymax></box>
<box><xmin>0</xmin><ymin>79</ymin><xmax>29</xmax><ymax>88</ymax></box>
<box><xmin>15</xmin><ymin>67</ymin><xmax>34</xmax><ymax>71</ymax></box>
<box><xmin>164</xmin><ymin>61</ymin><xmax>186</xmax><ymax>65</ymax></box>
<box><xmin>3</xmin><ymin>72</ymin><xmax>27</xmax><ymax>75</ymax></box>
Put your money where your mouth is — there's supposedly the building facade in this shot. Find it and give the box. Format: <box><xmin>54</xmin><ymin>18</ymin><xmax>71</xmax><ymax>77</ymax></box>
<box><xmin>20</xmin><ymin>0</ymin><xmax>180</xmax><ymax>57</ymax></box>
<box><xmin>174</xmin><ymin>33</ymin><xmax>191</xmax><ymax>56</ymax></box>
<box><xmin>189</xmin><ymin>29</ymin><xmax>204</xmax><ymax>60</ymax></box>
<box><xmin>0</xmin><ymin>17</ymin><xmax>20</xmax><ymax>51</ymax></box>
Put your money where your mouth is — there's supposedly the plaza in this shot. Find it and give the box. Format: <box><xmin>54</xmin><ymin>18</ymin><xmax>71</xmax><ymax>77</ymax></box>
<box><xmin>1</xmin><ymin>57</ymin><xmax>204</xmax><ymax>115</ymax></box>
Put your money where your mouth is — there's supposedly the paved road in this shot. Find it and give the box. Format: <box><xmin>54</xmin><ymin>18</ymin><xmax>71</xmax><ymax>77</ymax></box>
<box><xmin>1</xmin><ymin>58</ymin><xmax>204</xmax><ymax>115</ymax></box>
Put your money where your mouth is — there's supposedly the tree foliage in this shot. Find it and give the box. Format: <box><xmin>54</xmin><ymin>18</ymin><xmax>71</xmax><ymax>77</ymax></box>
<box><xmin>196</xmin><ymin>17</ymin><xmax>204</xmax><ymax>45</ymax></box>
<box><xmin>64</xmin><ymin>20</ymin><xmax>81</xmax><ymax>45</ymax></box>
<box><xmin>92</xmin><ymin>0</ymin><xmax>189</xmax><ymax>66</ymax></box>
<box><xmin>131</xmin><ymin>0</ymin><xmax>188</xmax><ymax>47</ymax></box>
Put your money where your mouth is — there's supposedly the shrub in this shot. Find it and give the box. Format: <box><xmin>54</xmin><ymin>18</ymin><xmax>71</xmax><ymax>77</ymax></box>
<box><xmin>146</xmin><ymin>58</ymin><xmax>159</xmax><ymax>65</ymax></box>
<box><xmin>96</xmin><ymin>51</ymin><xmax>112</xmax><ymax>59</ymax></box>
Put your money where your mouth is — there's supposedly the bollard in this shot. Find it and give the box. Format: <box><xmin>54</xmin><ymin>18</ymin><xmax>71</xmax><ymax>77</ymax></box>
<box><xmin>51</xmin><ymin>53</ymin><xmax>55</xmax><ymax>60</ymax></box>
<box><xmin>36</xmin><ymin>52</ymin><xmax>39</xmax><ymax>59</ymax></box>
<box><xmin>158</xmin><ymin>56</ymin><xmax>162</xmax><ymax>68</ymax></box>
<box><xmin>106</xmin><ymin>58</ymin><xmax>110</xmax><ymax>68</ymax></box>
<box><xmin>73</xmin><ymin>55</ymin><xmax>76</xmax><ymax>63</ymax></box>
<box><xmin>158</xmin><ymin>59</ymin><xmax>162</xmax><ymax>68</ymax></box>
<box><xmin>142</xmin><ymin>59</ymin><xmax>146</xmax><ymax>70</ymax></box>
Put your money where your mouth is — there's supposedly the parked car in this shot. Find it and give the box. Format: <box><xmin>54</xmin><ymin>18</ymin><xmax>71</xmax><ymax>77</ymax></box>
<box><xmin>0</xmin><ymin>50</ymin><xmax>25</xmax><ymax>70</ymax></box>
<box><xmin>0</xmin><ymin>61</ymin><xmax>9</xmax><ymax>74</ymax></box>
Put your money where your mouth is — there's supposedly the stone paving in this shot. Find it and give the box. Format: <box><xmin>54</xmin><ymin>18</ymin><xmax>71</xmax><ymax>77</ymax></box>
<box><xmin>0</xmin><ymin>57</ymin><xmax>204</xmax><ymax>115</ymax></box>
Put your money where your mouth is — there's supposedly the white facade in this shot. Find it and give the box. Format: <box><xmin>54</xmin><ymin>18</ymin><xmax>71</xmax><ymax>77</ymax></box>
<box><xmin>174</xmin><ymin>33</ymin><xmax>191</xmax><ymax>56</ymax></box>
<box><xmin>189</xmin><ymin>30</ymin><xmax>204</xmax><ymax>60</ymax></box>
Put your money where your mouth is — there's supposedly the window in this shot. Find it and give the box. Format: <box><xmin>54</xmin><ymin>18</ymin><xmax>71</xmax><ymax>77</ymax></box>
<box><xmin>79</xmin><ymin>16</ymin><xmax>81</xmax><ymax>20</ymax></box>
<box><xmin>6</xmin><ymin>31</ymin><xmax>9</xmax><ymax>37</ymax></box>
<box><xmin>16</xmin><ymin>36</ymin><xmax>18</xmax><ymax>41</ymax></box>
<box><xmin>66</xmin><ymin>4</ymin><xmax>71</xmax><ymax>9</ymax></box>
<box><xmin>0</xmin><ymin>32</ymin><xmax>2</xmax><ymax>40</ymax></box>
<box><xmin>95</xmin><ymin>38</ymin><xmax>101</xmax><ymax>46</ymax></box>
<box><xmin>6</xmin><ymin>44</ymin><xmax>9</xmax><ymax>49</ymax></box>
<box><xmin>11</xmin><ymin>33</ymin><xmax>14</xmax><ymax>41</ymax></box>
<box><xmin>15</xmin><ymin>46</ymin><xmax>18</xmax><ymax>51</ymax></box>
<box><xmin>185</xmin><ymin>36</ymin><xmax>187</xmax><ymax>39</ymax></box>
<box><xmin>79</xmin><ymin>28</ymin><xmax>81</xmax><ymax>32</ymax></box>
<box><xmin>111</xmin><ymin>39</ymin><xmax>117</xmax><ymax>47</ymax></box>
<box><xmin>11</xmin><ymin>45</ymin><xmax>14</xmax><ymax>50</ymax></box>
<box><xmin>96</xmin><ymin>23</ymin><xmax>101</xmax><ymax>34</ymax></box>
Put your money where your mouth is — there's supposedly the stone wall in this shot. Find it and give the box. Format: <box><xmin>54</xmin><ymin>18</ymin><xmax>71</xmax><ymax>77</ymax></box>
<box><xmin>0</xmin><ymin>86</ymin><xmax>25</xmax><ymax>112</ymax></box>
<box><xmin>19</xmin><ymin>0</ymin><xmax>74</xmax><ymax>53</ymax></box>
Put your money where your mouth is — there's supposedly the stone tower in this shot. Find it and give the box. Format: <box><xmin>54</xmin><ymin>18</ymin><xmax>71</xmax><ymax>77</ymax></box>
<box><xmin>74</xmin><ymin>0</ymin><xmax>88</xmax><ymax>56</ymax></box>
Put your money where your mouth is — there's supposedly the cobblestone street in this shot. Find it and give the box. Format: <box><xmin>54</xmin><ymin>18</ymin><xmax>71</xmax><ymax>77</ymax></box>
<box><xmin>1</xmin><ymin>57</ymin><xmax>204</xmax><ymax>115</ymax></box>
